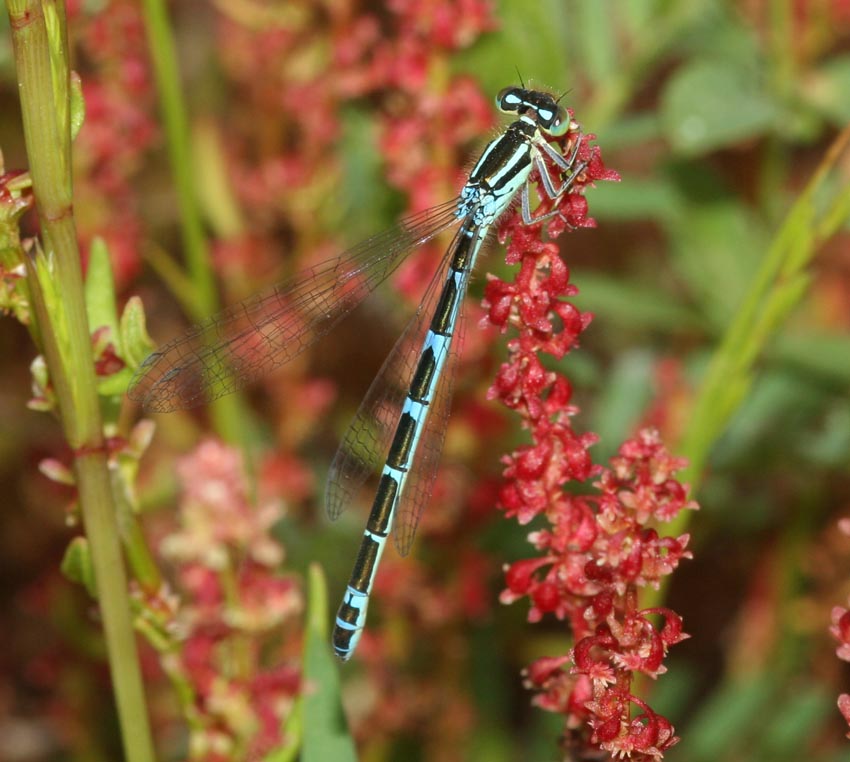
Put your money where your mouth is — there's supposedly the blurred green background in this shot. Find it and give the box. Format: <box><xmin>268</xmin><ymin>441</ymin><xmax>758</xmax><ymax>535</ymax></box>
<box><xmin>1</xmin><ymin>0</ymin><xmax>850</xmax><ymax>760</ymax></box>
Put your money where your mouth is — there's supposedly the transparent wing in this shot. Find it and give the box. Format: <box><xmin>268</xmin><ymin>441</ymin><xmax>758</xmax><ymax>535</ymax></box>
<box><xmin>127</xmin><ymin>199</ymin><xmax>462</xmax><ymax>412</ymax></box>
<box><xmin>324</xmin><ymin>235</ymin><xmax>460</xmax><ymax>522</ymax></box>
<box><xmin>325</xmin><ymin>226</ymin><xmax>473</xmax><ymax>557</ymax></box>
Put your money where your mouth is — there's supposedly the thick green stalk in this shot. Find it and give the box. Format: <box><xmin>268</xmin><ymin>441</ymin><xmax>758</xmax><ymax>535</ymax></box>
<box><xmin>6</xmin><ymin>1</ymin><xmax>155</xmax><ymax>759</ymax></box>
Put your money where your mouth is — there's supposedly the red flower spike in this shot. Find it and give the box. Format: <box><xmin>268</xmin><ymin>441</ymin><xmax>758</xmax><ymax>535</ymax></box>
<box><xmin>489</xmin><ymin>107</ymin><xmax>693</xmax><ymax>759</ymax></box>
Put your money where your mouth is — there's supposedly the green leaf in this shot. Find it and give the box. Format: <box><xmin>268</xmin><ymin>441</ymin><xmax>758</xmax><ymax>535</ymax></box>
<box><xmin>301</xmin><ymin>564</ymin><xmax>357</xmax><ymax>762</ymax></box>
<box><xmin>747</xmin><ymin>272</ymin><xmax>812</xmax><ymax>351</ymax></box>
<box><xmin>805</xmin><ymin>55</ymin><xmax>850</xmax><ymax>127</ymax></box>
<box><xmin>85</xmin><ymin>237</ymin><xmax>121</xmax><ymax>351</ymax></box>
<box><xmin>574</xmin><ymin>0</ymin><xmax>619</xmax><ymax>86</ymax></box>
<box><xmin>685</xmin><ymin>675</ymin><xmax>777</xmax><ymax>760</ymax></box>
<box><xmin>119</xmin><ymin>296</ymin><xmax>155</xmax><ymax>369</ymax></box>
<box><xmin>593</xmin><ymin>112</ymin><xmax>661</xmax><ymax>151</ymax></box>
<box><xmin>39</xmin><ymin>457</ymin><xmax>75</xmax><ymax>485</ymax></box>
<box><xmin>61</xmin><ymin>537</ymin><xmax>98</xmax><ymax>597</ymax></box>
<box><xmin>711</xmin><ymin>369</ymin><xmax>821</xmax><ymax>468</ymax></box>
<box><xmin>338</xmin><ymin>107</ymin><xmax>395</xmax><ymax>244</ymax></box>
<box><xmin>571</xmin><ymin>270</ymin><xmax>702</xmax><ymax>332</ymax></box>
<box><xmin>582</xmin><ymin>172</ymin><xmax>680</xmax><ymax>221</ymax></box>
<box><xmin>31</xmin><ymin>244</ymin><xmax>73</xmax><ymax>370</ymax></box>
<box><xmin>796</xmin><ymin>402</ymin><xmax>850</xmax><ymax>468</ymax></box>
<box><xmin>69</xmin><ymin>71</ymin><xmax>85</xmax><ymax>141</ymax></box>
<box><xmin>664</xmin><ymin>189</ymin><xmax>768</xmax><ymax>328</ymax></box>
<box><xmin>772</xmin><ymin>332</ymin><xmax>850</xmax><ymax>385</ymax></box>
<box><xmin>43</xmin><ymin>0</ymin><xmax>69</xmax><ymax>162</ymax></box>
<box><xmin>668</xmin><ymin>4</ymin><xmax>761</xmax><ymax>66</ymax></box>
<box><xmin>620</xmin><ymin>0</ymin><xmax>661</xmax><ymax>32</ymax></box>
<box><xmin>97</xmin><ymin>366</ymin><xmax>135</xmax><ymax>397</ymax></box>
<box><xmin>27</xmin><ymin>355</ymin><xmax>52</xmax><ymax>411</ymax></box>
<box><xmin>264</xmin><ymin>698</ymin><xmax>301</xmax><ymax>762</ymax></box>
<box><xmin>193</xmin><ymin>120</ymin><xmax>244</xmax><ymax>239</ymax></box>
<box><xmin>457</xmin><ymin>0</ymin><xmax>570</xmax><ymax>96</ymax></box>
<box><xmin>660</xmin><ymin>58</ymin><xmax>779</xmax><ymax>155</ymax></box>
<box><xmin>759</xmin><ymin>686</ymin><xmax>833</xmax><ymax>757</ymax></box>
<box><xmin>589</xmin><ymin>349</ymin><xmax>655</xmax><ymax>460</ymax></box>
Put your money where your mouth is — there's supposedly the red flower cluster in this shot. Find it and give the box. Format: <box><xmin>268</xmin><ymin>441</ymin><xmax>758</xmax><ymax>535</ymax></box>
<box><xmin>832</xmin><ymin>601</ymin><xmax>850</xmax><ymax>735</ymax></box>
<box><xmin>331</xmin><ymin>3</ymin><xmax>498</xmax><ymax>299</ymax></box>
<box><xmin>485</xmin><ymin>119</ymin><xmax>697</xmax><ymax>759</ymax></box>
<box><xmin>73</xmin><ymin>0</ymin><xmax>158</xmax><ymax>286</ymax></box>
<box><xmin>155</xmin><ymin>440</ymin><xmax>303</xmax><ymax>760</ymax></box>
<box><xmin>830</xmin><ymin>518</ymin><xmax>850</xmax><ymax>737</ymax></box>
<box><xmin>0</xmin><ymin>167</ymin><xmax>33</xmax><ymax>324</ymax></box>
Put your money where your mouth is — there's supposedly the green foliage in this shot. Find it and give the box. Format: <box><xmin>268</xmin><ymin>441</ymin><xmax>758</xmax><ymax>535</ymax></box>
<box><xmin>673</xmin><ymin>674</ymin><xmax>835</xmax><ymax>762</ymax></box>
<box><xmin>3</xmin><ymin>0</ymin><xmax>850</xmax><ymax>761</ymax></box>
<box><xmin>811</xmin><ymin>55</ymin><xmax>850</xmax><ymax>125</ymax></box>
<box><xmin>61</xmin><ymin>536</ymin><xmax>97</xmax><ymax>597</ymax></box>
<box><xmin>69</xmin><ymin>70</ymin><xmax>85</xmax><ymax>141</ymax></box>
<box><xmin>300</xmin><ymin>564</ymin><xmax>357</xmax><ymax>762</ymax></box>
<box><xmin>118</xmin><ymin>296</ymin><xmax>155</xmax><ymax>370</ymax></box>
<box><xmin>84</xmin><ymin>237</ymin><xmax>121</xmax><ymax>345</ymax></box>
<box><xmin>661</xmin><ymin>58</ymin><xmax>780</xmax><ymax>155</ymax></box>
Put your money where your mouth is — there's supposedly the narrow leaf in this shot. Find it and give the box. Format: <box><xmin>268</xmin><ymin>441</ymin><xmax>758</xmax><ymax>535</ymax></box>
<box><xmin>301</xmin><ymin>564</ymin><xmax>357</xmax><ymax>762</ymax></box>
<box><xmin>61</xmin><ymin>536</ymin><xmax>98</xmax><ymax>597</ymax></box>
<box><xmin>85</xmin><ymin>237</ymin><xmax>121</xmax><ymax>350</ymax></box>
<box><xmin>119</xmin><ymin>296</ymin><xmax>155</xmax><ymax>369</ymax></box>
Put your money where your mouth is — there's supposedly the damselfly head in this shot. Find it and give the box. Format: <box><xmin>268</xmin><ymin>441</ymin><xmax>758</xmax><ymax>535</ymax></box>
<box><xmin>495</xmin><ymin>86</ymin><xmax>571</xmax><ymax>137</ymax></box>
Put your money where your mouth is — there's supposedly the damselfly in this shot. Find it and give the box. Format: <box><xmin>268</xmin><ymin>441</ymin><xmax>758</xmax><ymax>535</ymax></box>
<box><xmin>129</xmin><ymin>86</ymin><xmax>588</xmax><ymax>661</ymax></box>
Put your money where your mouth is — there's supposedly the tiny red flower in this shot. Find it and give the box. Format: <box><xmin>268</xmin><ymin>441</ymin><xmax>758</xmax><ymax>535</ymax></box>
<box><xmin>839</xmin><ymin>694</ymin><xmax>850</xmax><ymax>739</ymax></box>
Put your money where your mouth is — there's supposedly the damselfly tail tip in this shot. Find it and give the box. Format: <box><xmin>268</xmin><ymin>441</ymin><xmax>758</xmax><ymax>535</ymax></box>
<box><xmin>332</xmin><ymin>630</ymin><xmax>356</xmax><ymax>662</ymax></box>
<box><xmin>332</xmin><ymin>609</ymin><xmax>364</xmax><ymax>662</ymax></box>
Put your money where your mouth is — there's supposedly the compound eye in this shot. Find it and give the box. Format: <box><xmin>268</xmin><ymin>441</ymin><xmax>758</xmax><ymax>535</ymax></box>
<box><xmin>496</xmin><ymin>87</ymin><xmax>523</xmax><ymax>114</ymax></box>
<box><xmin>547</xmin><ymin>105</ymin><xmax>571</xmax><ymax>136</ymax></box>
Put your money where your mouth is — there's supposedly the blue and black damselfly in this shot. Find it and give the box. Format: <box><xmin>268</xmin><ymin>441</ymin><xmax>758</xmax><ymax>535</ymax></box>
<box><xmin>129</xmin><ymin>86</ymin><xmax>588</xmax><ymax>660</ymax></box>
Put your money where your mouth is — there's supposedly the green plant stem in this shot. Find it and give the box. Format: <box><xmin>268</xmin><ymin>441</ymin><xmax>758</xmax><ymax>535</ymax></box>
<box><xmin>640</xmin><ymin>123</ymin><xmax>850</xmax><ymax>619</ymax></box>
<box><xmin>139</xmin><ymin>0</ymin><xmax>217</xmax><ymax>320</ymax></box>
<box><xmin>75</xmin><ymin>452</ymin><xmax>158</xmax><ymax>761</ymax></box>
<box><xmin>6</xmin><ymin>1</ymin><xmax>155</xmax><ymax>760</ymax></box>
<box><xmin>677</xmin><ymin>123</ymin><xmax>850</xmax><ymax>494</ymax></box>
<box><xmin>138</xmin><ymin>0</ymin><xmax>253</xmax><ymax>446</ymax></box>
